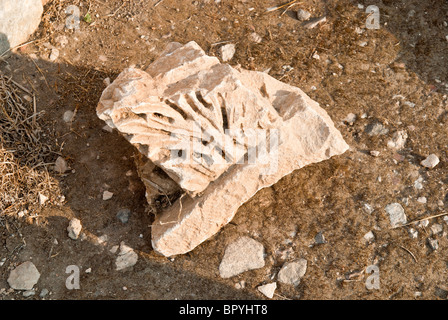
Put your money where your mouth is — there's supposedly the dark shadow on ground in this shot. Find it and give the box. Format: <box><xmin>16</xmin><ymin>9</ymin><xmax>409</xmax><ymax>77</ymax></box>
<box><xmin>359</xmin><ymin>0</ymin><xmax>448</xmax><ymax>93</ymax></box>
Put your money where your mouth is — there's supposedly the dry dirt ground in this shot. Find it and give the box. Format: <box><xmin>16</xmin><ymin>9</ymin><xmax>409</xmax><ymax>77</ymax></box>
<box><xmin>1</xmin><ymin>0</ymin><xmax>448</xmax><ymax>300</ymax></box>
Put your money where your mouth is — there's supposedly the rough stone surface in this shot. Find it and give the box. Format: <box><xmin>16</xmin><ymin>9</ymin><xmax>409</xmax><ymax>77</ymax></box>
<box><xmin>385</xmin><ymin>203</ymin><xmax>407</xmax><ymax>228</ymax></box>
<box><xmin>67</xmin><ymin>218</ymin><xmax>82</xmax><ymax>240</ymax></box>
<box><xmin>97</xmin><ymin>41</ymin><xmax>349</xmax><ymax>256</ymax></box>
<box><xmin>257</xmin><ymin>282</ymin><xmax>277</xmax><ymax>299</ymax></box>
<box><xmin>277</xmin><ymin>259</ymin><xmax>307</xmax><ymax>286</ymax></box>
<box><xmin>363</xmin><ymin>231</ymin><xmax>375</xmax><ymax>243</ymax></box>
<box><xmin>7</xmin><ymin>261</ymin><xmax>40</xmax><ymax>290</ymax></box>
<box><xmin>421</xmin><ymin>154</ymin><xmax>440</xmax><ymax>169</ymax></box>
<box><xmin>0</xmin><ymin>0</ymin><xmax>43</xmax><ymax>55</ymax></box>
<box><xmin>428</xmin><ymin>238</ymin><xmax>439</xmax><ymax>251</ymax></box>
<box><xmin>115</xmin><ymin>242</ymin><xmax>138</xmax><ymax>271</ymax></box>
<box><xmin>219</xmin><ymin>237</ymin><xmax>265</xmax><ymax>278</ymax></box>
<box><xmin>103</xmin><ymin>190</ymin><xmax>113</xmax><ymax>200</ymax></box>
<box><xmin>219</xmin><ymin>43</ymin><xmax>235</xmax><ymax>62</ymax></box>
<box><xmin>297</xmin><ymin>9</ymin><xmax>311</xmax><ymax>21</ymax></box>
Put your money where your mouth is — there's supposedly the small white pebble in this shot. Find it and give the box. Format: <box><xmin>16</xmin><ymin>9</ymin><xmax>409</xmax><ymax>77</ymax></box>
<box><xmin>363</xmin><ymin>231</ymin><xmax>375</xmax><ymax>243</ymax></box>
<box><xmin>103</xmin><ymin>191</ymin><xmax>113</xmax><ymax>201</ymax></box>
<box><xmin>110</xmin><ymin>245</ymin><xmax>119</xmax><ymax>254</ymax></box>
<box><xmin>428</xmin><ymin>238</ymin><xmax>439</xmax><ymax>250</ymax></box>
<box><xmin>417</xmin><ymin>197</ymin><xmax>427</xmax><ymax>204</ymax></box>
<box><xmin>420</xmin><ymin>154</ymin><xmax>440</xmax><ymax>169</ymax></box>
<box><xmin>370</xmin><ymin>150</ymin><xmax>380</xmax><ymax>157</ymax></box>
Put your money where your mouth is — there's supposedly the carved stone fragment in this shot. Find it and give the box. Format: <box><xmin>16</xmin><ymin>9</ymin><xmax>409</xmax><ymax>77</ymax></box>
<box><xmin>97</xmin><ymin>41</ymin><xmax>349</xmax><ymax>256</ymax></box>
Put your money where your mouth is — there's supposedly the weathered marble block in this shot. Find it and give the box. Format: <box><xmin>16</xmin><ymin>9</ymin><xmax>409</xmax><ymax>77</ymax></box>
<box><xmin>97</xmin><ymin>41</ymin><xmax>349</xmax><ymax>256</ymax></box>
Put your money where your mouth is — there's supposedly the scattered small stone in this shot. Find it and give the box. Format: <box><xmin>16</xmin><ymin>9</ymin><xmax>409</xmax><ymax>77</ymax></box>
<box><xmin>38</xmin><ymin>193</ymin><xmax>49</xmax><ymax>205</ymax></box>
<box><xmin>363</xmin><ymin>231</ymin><xmax>375</xmax><ymax>243</ymax></box>
<box><xmin>408</xmin><ymin>228</ymin><xmax>418</xmax><ymax>239</ymax></box>
<box><xmin>403</xmin><ymin>101</ymin><xmax>415</xmax><ymax>108</ymax></box>
<box><xmin>103</xmin><ymin>191</ymin><xmax>114</xmax><ymax>200</ymax></box>
<box><xmin>7</xmin><ymin>261</ymin><xmax>40</xmax><ymax>290</ymax></box>
<box><xmin>363</xmin><ymin>203</ymin><xmax>374</xmax><ymax>214</ymax></box>
<box><xmin>54</xmin><ymin>156</ymin><xmax>68</xmax><ymax>174</ymax></box>
<box><xmin>0</xmin><ymin>257</ymin><xmax>6</xmax><ymax>267</ymax></box>
<box><xmin>443</xmin><ymin>216</ymin><xmax>448</xmax><ymax>225</ymax></box>
<box><xmin>257</xmin><ymin>282</ymin><xmax>277</xmax><ymax>299</ymax></box>
<box><xmin>370</xmin><ymin>150</ymin><xmax>380</xmax><ymax>157</ymax></box>
<box><xmin>385</xmin><ymin>203</ymin><xmax>407</xmax><ymax>228</ymax></box>
<box><xmin>110</xmin><ymin>245</ymin><xmax>119</xmax><ymax>254</ymax></box>
<box><xmin>116</xmin><ymin>208</ymin><xmax>131</xmax><ymax>224</ymax></box>
<box><xmin>314</xmin><ymin>232</ymin><xmax>326</xmax><ymax>244</ymax></box>
<box><xmin>438</xmin><ymin>200</ymin><xmax>444</xmax><ymax>207</ymax></box>
<box><xmin>421</xmin><ymin>154</ymin><xmax>440</xmax><ymax>169</ymax></box>
<box><xmin>23</xmin><ymin>290</ymin><xmax>35</xmax><ymax>297</ymax></box>
<box><xmin>418</xmin><ymin>220</ymin><xmax>429</xmax><ymax>228</ymax></box>
<box><xmin>343</xmin><ymin>113</ymin><xmax>356</xmax><ymax>125</ymax></box>
<box><xmin>249</xmin><ymin>32</ymin><xmax>262</xmax><ymax>43</ymax></box>
<box><xmin>98</xmin><ymin>55</ymin><xmax>108</xmax><ymax>62</ymax></box>
<box><xmin>85</xmin><ymin>268</ymin><xmax>92</xmax><ymax>273</ymax></box>
<box><xmin>387</xmin><ymin>131</ymin><xmax>407</xmax><ymax>149</ymax></box>
<box><xmin>427</xmin><ymin>238</ymin><xmax>439</xmax><ymax>251</ymax></box>
<box><xmin>219</xmin><ymin>237</ymin><xmax>265</xmax><ymax>278</ymax></box>
<box><xmin>414</xmin><ymin>291</ymin><xmax>422</xmax><ymax>298</ymax></box>
<box><xmin>278</xmin><ymin>259</ymin><xmax>307</xmax><ymax>286</ymax></box>
<box><xmin>358</xmin><ymin>41</ymin><xmax>368</xmax><ymax>47</ymax></box>
<box><xmin>303</xmin><ymin>16</ymin><xmax>327</xmax><ymax>29</ymax></box>
<box><xmin>417</xmin><ymin>197</ymin><xmax>427</xmax><ymax>204</ymax></box>
<box><xmin>431</xmin><ymin>224</ymin><xmax>443</xmax><ymax>235</ymax></box>
<box><xmin>312</xmin><ymin>52</ymin><xmax>320</xmax><ymax>60</ymax></box>
<box><xmin>219</xmin><ymin>43</ymin><xmax>235</xmax><ymax>62</ymax></box>
<box><xmin>67</xmin><ymin>218</ymin><xmax>82</xmax><ymax>240</ymax></box>
<box><xmin>296</xmin><ymin>9</ymin><xmax>311</xmax><ymax>21</ymax></box>
<box><xmin>49</xmin><ymin>48</ymin><xmax>59</xmax><ymax>61</ymax></box>
<box><xmin>115</xmin><ymin>242</ymin><xmax>138</xmax><ymax>271</ymax></box>
<box><xmin>365</xmin><ymin>121</ymin><xmax>389</xmax><ymax>136</ymax></box>
<box><xmin>63</xmin><ymin>110</ymin><xmax>74</xmax><ymax>123</ymax></box>
<box><xmin>414</xmin><ymin>177</ymin><xmax>424</xmax><ymax>190</ymax></box>
<box><xmin>39</xmin><ymin>288</ymin><xmax>49</xmax><ymax>298</ymax></box>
